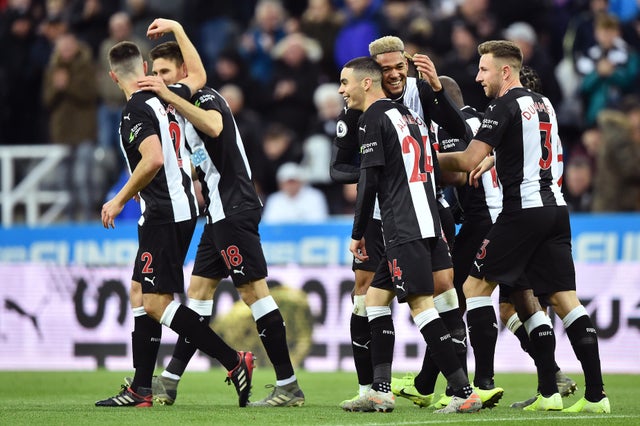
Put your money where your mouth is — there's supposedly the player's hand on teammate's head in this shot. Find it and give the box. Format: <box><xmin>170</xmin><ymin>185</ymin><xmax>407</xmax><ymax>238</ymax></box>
<box><xmin>137</xmin><ymin>75</ymin><xmax>169</xmax><ymax>97</ymax></box>
<box><xmin>146</xmin><ymin>18</ymin><xmax>181</xmax><ymax>40</ymax></box>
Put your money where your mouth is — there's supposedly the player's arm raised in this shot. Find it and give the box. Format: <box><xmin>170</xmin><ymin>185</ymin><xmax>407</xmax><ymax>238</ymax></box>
<box><xmin>146</xmin><ymin>18</ymin><xmax>206</xmax><ymax>94</ymax></box>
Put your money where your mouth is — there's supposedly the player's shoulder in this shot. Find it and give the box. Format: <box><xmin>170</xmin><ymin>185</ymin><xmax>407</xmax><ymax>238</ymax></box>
<box><xmin>191</xmin><ymin>86</ymin><xmax>225</xmax><ymax>109</ymax></box>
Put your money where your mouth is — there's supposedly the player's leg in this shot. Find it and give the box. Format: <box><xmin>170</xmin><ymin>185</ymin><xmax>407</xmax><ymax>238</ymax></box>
<box><xmin>342</xmin><ymin>218</ymin><xmax>382</xmax><ymax>406</ymax></box>
<box><xmin>154</xmin><ymin>275</ymin><xmax>220</xmax><ymax>405</ymax></box>
<box><xmin>239</xmin><ymin>278</ymin><xmax>304</xmax><ymax>407</ymax></box>
<box><xmin>343</xmin><ymin>259</ymin><xmax>395</xmax><ymax>413</ymax></box>
<box><xmin>501</xmin><ymin>291</ymin><xmax>577</xmax><ymax>408</ymax></box>
<box><xmin>153</xmin><ymin>224</ymin><xmax>226</xmax><ymax>404</ymax></box>
<box><xmin>396</xmin><ymin>239</ymin><xmax>480</xmax><ymax>414</ymax></box>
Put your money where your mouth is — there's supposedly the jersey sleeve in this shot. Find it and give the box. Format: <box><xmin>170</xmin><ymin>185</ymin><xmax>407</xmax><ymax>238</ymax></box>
<box><xmin>168</xmin><ymin>83</ymin><xmax>193</xmax><ymax>101</ymax></box>
<box><xmin>335</xmin><ymin>108</ymin><xmax>361</xmax><ymax>150</ymax></box>
<box><xmin>191</xmin><ymin>88</ymin><xmax>224</xmax><ymax>112</ymax></box>
<box><xmin>121</xmin><ymin>104</ymin><xmax>158</xmax><ymax>151</ymax></box>
<box><xmin>473</xmin><ymin>99</ymin><xmax>510</xmax><ymax>148</ymax></box>
<box><xmin>359</xmin><ymin>111</ymin><xmax>386</xmax><ymax>169</ymax></box>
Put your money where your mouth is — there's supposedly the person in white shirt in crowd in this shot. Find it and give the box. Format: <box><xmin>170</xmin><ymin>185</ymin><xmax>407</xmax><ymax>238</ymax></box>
<box><xmin>262</xmin><ymin>162</ymin><xmax>329</xmax><ymax>223</ymax></box>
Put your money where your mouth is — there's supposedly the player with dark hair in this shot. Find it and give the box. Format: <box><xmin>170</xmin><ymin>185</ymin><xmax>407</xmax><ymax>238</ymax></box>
<box><xmin>438</xmin><ymin>40</ymin><xmax>610</xmax><ymax>413</ymax></box>
<box><xmin>95</xmin><ymin>19</ymin><xmax>253</xmax><ymax>408</ymax></box>
<box><xmin>339</xmin><ymin>56</ymin><xmax>482</xmax><ymax>414</ymax></box>
<box><xmin>138</xmin><ymin>40</ymin><xmax>304</xmax><ymax>407</ymax></box>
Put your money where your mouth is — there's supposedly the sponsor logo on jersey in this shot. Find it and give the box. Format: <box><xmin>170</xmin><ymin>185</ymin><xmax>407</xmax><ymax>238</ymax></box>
<box><xmin>195</xmin><ymin>93</ymin><xmax>216</xmax><ymax>107</ymax></box>
<box><xmin>128</xmin><ymin>123</ymin><xmax>143</xmax><ymax>143</ymax></box>
<box><xmin>360</xmin><ymin>141</ymin><xmax>378</xmax><ymax>154</ymax></box>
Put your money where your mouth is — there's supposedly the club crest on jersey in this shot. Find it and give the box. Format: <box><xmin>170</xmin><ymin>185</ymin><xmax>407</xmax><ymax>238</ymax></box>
<box><xmin>336</xmin><ymin>120</ymin><xmax>347</xmax><ymax>138</ymax></box>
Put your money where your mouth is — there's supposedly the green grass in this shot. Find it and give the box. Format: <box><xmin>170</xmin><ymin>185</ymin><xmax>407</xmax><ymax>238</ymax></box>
<box><xmin>0</xmin><ymin>370</ymin><xmax>636</xmax><ymax>425</ymax></box>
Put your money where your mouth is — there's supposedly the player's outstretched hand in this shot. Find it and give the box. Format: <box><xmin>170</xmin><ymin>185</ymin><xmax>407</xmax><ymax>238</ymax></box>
<box><xmin>147</xmin><ymin>18</ymin><xmax>181</xmax><ymax>40</ymax></box>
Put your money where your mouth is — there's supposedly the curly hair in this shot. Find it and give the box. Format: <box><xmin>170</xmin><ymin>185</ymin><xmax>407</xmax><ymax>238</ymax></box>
<box><xmin>520</xmin><ymin>65</ymin><xmax>542</xmax><ymax>93</ymax></box>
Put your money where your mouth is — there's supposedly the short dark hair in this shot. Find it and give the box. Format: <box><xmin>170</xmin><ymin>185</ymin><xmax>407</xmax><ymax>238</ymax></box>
<box><xmin>149</xmin><ymin>41</ymin><xmax>184</xmax><ymax>65</ymax></box>
<box><xmin>478</xmin><ymin>40</ymin><xmax>523</xmax><ymax>71</ymax></box>
<box><xmin>108</xmin><ymin>41</ymin><xmax>142</xmax><ymax>76</ymax></box>
<box><xmin>343</xmin><ymin>56</ymin><xmax>382</xmax><ymax>83</ymax></box>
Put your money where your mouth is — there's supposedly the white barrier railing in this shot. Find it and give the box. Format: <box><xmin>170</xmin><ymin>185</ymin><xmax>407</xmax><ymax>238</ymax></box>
<box><xmin>0</xmin><ymin>145</ymin><xmax>70</xmax><ymax>227</ymax></box>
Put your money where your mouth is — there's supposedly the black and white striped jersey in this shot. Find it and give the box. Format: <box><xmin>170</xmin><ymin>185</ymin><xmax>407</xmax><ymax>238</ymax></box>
<box><xmin>357</xmin><ymin>99</ymin><xmax>440</xmax><ymax>247</ymax></box>
<box><xmin>183</xmin><ymin>86</ymin><xmax>262</xmax><ymax>224</ymax></box>
<box><xmin>119</xmin><ymin>88</ymin><xmax>198</xmax><ymax>225</ymax></box>
<box><xmin>456</xmin><ymin>105</ymin><xmax>503</xmax><ymax>223</ymax></box>
<box><xmin>474</xmin><ymin>87</ymin><xmax>566</xmax><ymax>213</ymax></box>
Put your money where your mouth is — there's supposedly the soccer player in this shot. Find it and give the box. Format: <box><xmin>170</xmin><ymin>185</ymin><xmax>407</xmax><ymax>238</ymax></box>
<box><xmin>333</xmin><ymin>36</ymin><xmax>485</xmax><ymax>409</ymax></box>
<box><xmin>438</xmin><ymin>40</ymin><xmax>610</xmax><ymax>413</ymax></box>
<box><xmin>95</xmin><ymin>19</ymin><xmax>253</xmax><ymax>408</ymax></box>
<box><xmin>339</xmin><ymin>56</ymin><xmax>482</xmax><ymax>414</ymax></box>
<box><xmin>366</xmin><ymin>35</ymin><xmax>503</xmax><ymax>409</ymax></box>
<box><xmin>138</xmin><ymin>40</ymin><xmax>304</xmax><ymax>407</ymax></box>
<box><xmin>435</xmin><ymin>72</ymin><xmax>577</xmax><ymax>407</ymax></box>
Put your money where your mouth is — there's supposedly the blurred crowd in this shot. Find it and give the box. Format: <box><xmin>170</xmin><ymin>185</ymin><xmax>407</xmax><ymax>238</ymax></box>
<box><xmin>1</xmin><ymin>0</ymin><xmax>640</xmax><ymax>222</ymax></box>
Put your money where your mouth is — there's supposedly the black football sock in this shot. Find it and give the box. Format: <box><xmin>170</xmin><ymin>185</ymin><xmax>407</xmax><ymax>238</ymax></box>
<box><xmin>527</xmin><ymin>322</ymin><xmax>558</xmax><ymax>397</ymax></box>
<box><xmin>466</xmin><ymin>298</ymin><xmax>498</xmax><ymax>388</ymax></box>
<box><xmin>439</xmin><ymin>308</ymin><xmax>468</xmax><ymax>375</ymax></box>
<box><xmin>564</xmin><ymin>307</ymin><xmax>605</xmax><ymax>402</ymax></box>
<box><xmin>255</xmin><ymin>308</ymin><xmax>294</xmax><ymax>381</ymax></box>
<box><xmin>131</xmin><ymin>313</ymin><xmax>161</xmax><ymax>391</ymax></box>
<box><xmin>350</xmin><ymin>313</ymin><xmax>373</xmax><ymax>386</ymax></box>
<box><xmin>165</xmin><ymin>303</ymin><xmax>238</xmax><ymax>371</ymax></box>
<box><xmin>165</xmin><ymin>315</ymin><xmax>210</xmax><ymax>377</ymax></box>
<box><xmin>416</xmin><ymin>310</ymin><xmax>471</xmax><ymax>399</ymax></box>
<box><xmin>368</xmin><ymin>312</ymin><xmax>394</xmax><ymax>393</ymax></box>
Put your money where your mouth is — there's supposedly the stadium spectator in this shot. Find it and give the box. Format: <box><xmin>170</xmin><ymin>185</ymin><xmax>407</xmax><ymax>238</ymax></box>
<box><xmin>262</xmin><ymin>162</ymin><xmax>329</xmax><ymax>223</ymax></box>
<box><xmin>42</xmin><ymin>32</ymin><xmax>98</xmax><ymax>221</ymax></box>
<box><xmin>562</xmin><ymin>153</ymin><xmax>594</xmax><ymax>213</ymax></box>
<box><xmin>252</xmin><ymin>122</ymin><xmax>302</xmax><ymax>200</ymax></box>
<box><xmin>592</xmin><ymin>101</ymin><xmax>640</xmax><ymax>211</ymax></box>
<box><xmin>265</xmin><ymin>32</ymin><xmax>322</xmax><ymax>137</ymax></box>
<box><xmin>333</xmin><ymin>0</ymin><xmax>387</xmax><ymax>69</ymax></box>
<box><xmin>66</xmin><ymin>0</ymin><xmax>118</xmax><ymax>58</ymax></box>
<box><xmin>575</xmin><ymin>13</ymin><xmax>640</xmax><ymax>127</ymax></box>
<box><xmin>0</xmin><ymin>1</ymin><xmax>47</xmax><ymax>144</ymax></box>
<box><xmin>429</xmin><ymin>0</ymin><xmax>500</xmax><ymax>59</ymax></box>
<box><xmin>298</xmin><ymin>0</ymin><xmax>344</xmax><ymax>82</ymax></box>
<box><xmin>238</xmin><ymin>0</ymin><xmax>288</xmax><ymax>85</ymax></box>
<box><xmin>504</xmin><ymin>21</ymin><xmax>562</xmax><ymax>106</ymax></box>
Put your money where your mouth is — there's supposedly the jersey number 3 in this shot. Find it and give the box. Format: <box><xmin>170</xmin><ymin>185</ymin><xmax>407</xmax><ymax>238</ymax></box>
<box><xmin>538</xmin><ymin>122</ymin><xmax>553</xmax><ymax>170</ymax></box>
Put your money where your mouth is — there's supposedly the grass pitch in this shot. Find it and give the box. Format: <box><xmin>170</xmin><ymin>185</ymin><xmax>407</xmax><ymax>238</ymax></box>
<box><xmin>0</xmin><ymin>370</ymin><xmax>636</xmax><ymax>425</ymax></box>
